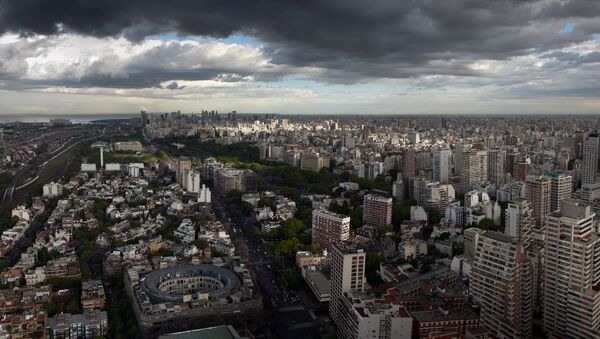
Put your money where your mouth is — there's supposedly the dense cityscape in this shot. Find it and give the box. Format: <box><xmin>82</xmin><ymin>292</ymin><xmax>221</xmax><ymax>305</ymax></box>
<box><xmin>2</xmin><ymin>0</ymin><xmax>600</xmax><ymax>338</ymax></box>
<box><xmin>0</xmin><ymin>113</ymin><xmax>597</xmax><ymax>338</ymax></box>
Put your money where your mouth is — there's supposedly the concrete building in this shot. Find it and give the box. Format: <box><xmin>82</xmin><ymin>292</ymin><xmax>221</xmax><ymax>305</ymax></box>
<box><xmin>301</xmin><ymin>152</ymin><xmax>327</xmax><ymax>172</ymax></box>
<box><xmin>505</xmin><ymin>199</ymin><xmax>535</xmax><ymax>250</ymax></box>
<box><xmin>113</xmin><ymin>141</ymin><xmax>143</xmax><ymax>152</ymax></box>
<box><xmin>487</xmin><ymin>148</ymin><xmax>506</xmax><ymax>185</ymax></box>
<box><xmin>198</xmin><ymin>184</ymin><xmax>212</xmax><ymax>204</ymax></box>
<box><xmin>582</xmin><ymin>133</ymin><xmax>599</xmax><ymax>186</ymax></box>
<box><xmin>43</xmin><ymin>182</ymin><xmax>63</xmax><ymax>197</ymax></box>
<box><xmin>311</xmin><ymin>209</ymin><xmax>350</xmax><ymax>250</ymax></box>
<box><xmin>470</xmin><ymin>231</ymin><xmax>533</xmax><ymax>339</ymax></box>
<box><xmin>47</xmin><ymin>310</ymin><xmax>108</xmax><ymax>339</ymax></box>
<box><xmin>330</xmin><ymin>244</ymin><xmax>366</xmax><ymax>339</ymax></box>
<box><xmin>543</xmin><ymin>199</ymin><xmax>600</xmax><ymax>338</ymax></box>
<box><xmin>433</xmin><ymin>149</ymin><xmax>451</xmax><ymax>184</ymax></box>
<box><xmin>392</xmin><ymin>173</ymin><xmax>405</xmax><ymax>201</ymax></box>
<box><xmin>525</xmin><ymin>175</ymin><xmax>551</xmax><ymax>227</ymax></box>
<box><xmin>362</xmin><ymin>194</ymin><xmax>392</xmax><ymax>229</ymax></box>
<box><xmin>463</xmin><ymin>227</ymin><xmax>485</xmax><ymax>258</ymax></box>
<box><xmin>550</xmin><ymin>172</ymin><xmax>572</xmax><ymax>212</ymax></box>
<box><xmin>183</xmin><ymin>170</ymin><xmax>201</xmax><ymax>193</ymax></box>
<box><xmin>460</xmin><ymin>150</ymin><xmax>488</xmax><ymax>194</ymax></box>
<box><xmin>176</xmin><ymin>157</ymin><xmax>192</xmax><ymax>186</ymax></box>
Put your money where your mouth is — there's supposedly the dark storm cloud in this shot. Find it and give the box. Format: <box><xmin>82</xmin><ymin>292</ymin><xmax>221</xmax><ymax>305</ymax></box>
<box><xmin>1</xmin><ymin>1</ymin><xmax>599</xmax><ymax>71</ymax></box>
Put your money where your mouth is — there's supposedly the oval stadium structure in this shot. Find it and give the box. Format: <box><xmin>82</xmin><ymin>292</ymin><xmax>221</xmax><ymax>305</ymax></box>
<box><xmin>140</xmin><ymin>264</ymin><xmax>241</xmax><ymax>303</ymax></box>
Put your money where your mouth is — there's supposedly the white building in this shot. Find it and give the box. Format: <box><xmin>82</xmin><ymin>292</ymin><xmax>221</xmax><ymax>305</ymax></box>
<box><xmin>11</xmin><ymin>205</ymin><xmax>30</xmax><ymax>222</ymax></box>
<box><xmin>183</xmin><ymin>170</ymin><xmax>201</xmax><ymax>193</ymax></box>
<box><xmin>410</xmin><ymin>206</ymin><xmax>427</xmax><ymax>222</ymax></box>
<box><xmin>433</xmin><ymin>149</ymin><xmax>451</xmax><ymax>184</ymax></box>
<box><xmin>543</xmin><ymin>199</ymin><xmax>600</xmax><ymax>338</ymax></box>
<box><xmin>198</xmin><ymin>184</ymin><xmax>212</xmax><ymax>204</ymax></box>
<box><xmin>43</xmin><ymin>182</ymin><xmax>63</xmax><ymax>197</ymax></box>
<box><xmin>80</xmin><ymin>163</ymin><xmax>97</xmax><ymax>172</ymax></box>
<box><xmin>174</xmin><ymin>219</ymin><xmax>195</xmax><ymax>244</ymax></box>
<box><xmin>105</xmin><ymin>163</ymin><xmax>121</xmax><ymax>171</ymax></box>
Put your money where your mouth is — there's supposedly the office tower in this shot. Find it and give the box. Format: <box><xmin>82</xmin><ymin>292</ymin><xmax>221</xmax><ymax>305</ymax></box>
<box><xmin>487</xmin><ymin>148</ymin><xmax>506</xmax><ymax>185</ymax></box>
<box><xmin>433</xmin><ymin>149</ymin><xmax>451</xmax><ymax>184</ymax></box>
<box><xmin>392</xmin><ymin>173</ymin><xmax>405</xmax><ymax>201</ymax></box>
<box><xmin>362</xmin><ymin>194</ymin><xmax>392</xmax><ymax>229</ymax></box>
<box><xmin>505</xmin><ymin>199</ymin><xmax>535</xmax><ymax>250</ymax></box>
<box><xmin>330</xmin><ymin>244</ymin><xmax>366</xmax><ymax>338</ymax></box>
<box><xmin>550</xmin><ymin>172</ymin><xmax>572</xmax><ymax>212</ymax></box>
<box><xmin>471</xmin><ymin>231</ymin><xmax>533</xmax><ymax>339</ymax></box>
<box><xmin>543</xmin><ymin>199</ymin><xmax>600</xmax><ymax>338</ymax></box>
<box><xmin>582</xmin><ymin>133</ymin><xmax>600</xmax><ymax>186</ymax></box>
<box><xmin>525</xmin><ymin>175</ymin><xmax>551</xmax><ymax>227</ymax></box>
<box><xmin>311</xmin><ymin>209</ymin><xmax>350</xmax><ymax>250</ymax></box>
<box><xmin>176</xmin><ymin>157</ymin><xmax>192</xmax><ymax>186</ymax></box>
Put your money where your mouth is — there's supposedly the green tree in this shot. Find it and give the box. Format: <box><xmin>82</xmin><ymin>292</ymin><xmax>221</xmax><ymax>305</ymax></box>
<box><xmin>281</xmin><ymin>218</ymin><xmax>306</xmax><ymax>239</ymax></box>
<box><xmin>156</xmin><ymin>150</ymin><xmax>169</xmax><ymax>161</ymax></box>
<box><xmin>478</xmin><ymin>218</ymin><xmax>498</xmax><ymax>231</ymax></box>
<box><xmin>426</xmin><ymin>207</ymin><xmax>441</xmax><ymax>226</ymax></box>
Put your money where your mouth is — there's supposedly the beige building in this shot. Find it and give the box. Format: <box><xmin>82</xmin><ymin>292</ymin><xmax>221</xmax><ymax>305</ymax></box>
<box><xmin>543</xmin><ymin>199</ymin><xmax>600</xmax><ymax>339</ymax></box>
<box><xmin>471</xmin><ymin>231</ymin><xmax>533</xmax><ymax>339</ymax></box>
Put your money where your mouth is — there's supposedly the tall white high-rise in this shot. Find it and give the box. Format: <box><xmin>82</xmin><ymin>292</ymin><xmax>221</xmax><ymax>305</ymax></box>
<box><xmin>471</xmin><ymin>231</ymin><xmax>534</xmax><ymax>339</ymax></box>
<box><xmin>543</xmin><ymin>199</ymin><xmax>600</xmax><ymax>338</ymax></box>
<box><xmin>330</xmin><ymin>244</ymin><xmax>366</xmax><ymax>338</ymax></box>
<box><xmin>183</xmin><ymin>170</ymin><xmax>201</xmax><ymax>193</ymax></box>
<box><xmin>582</xmin><ymin>133</ymin><xmax>600</xmax><ymax>186</ymax></box>
<box><xmin>550</xmin><ymin>172</ymin><xmax>572</xmax><ymax>212</ymax></box>
<box><xmin>433</xmin><ymin>149</ymin><xmax>451</xmax><ymax>184</ymax></box>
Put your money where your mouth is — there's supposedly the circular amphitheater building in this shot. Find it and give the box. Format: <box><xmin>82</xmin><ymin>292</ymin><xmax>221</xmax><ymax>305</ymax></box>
<box><xmin>139</xmin><ymin>264</ymin><xmax>242</xmax><ymax>303</ymax></box>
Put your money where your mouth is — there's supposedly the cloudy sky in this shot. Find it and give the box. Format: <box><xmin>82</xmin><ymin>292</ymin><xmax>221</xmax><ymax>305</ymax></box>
<box><xmin>0</xmin><ymin>0</ymin><xmax>599</xmax><ymax>115</ymax></box>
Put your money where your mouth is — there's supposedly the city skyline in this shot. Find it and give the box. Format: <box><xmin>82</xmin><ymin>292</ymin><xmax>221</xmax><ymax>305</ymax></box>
<box><xmin>0</xmin><ymin>0</ymin><xmax>599</xmax><ymax>114</ymax></box>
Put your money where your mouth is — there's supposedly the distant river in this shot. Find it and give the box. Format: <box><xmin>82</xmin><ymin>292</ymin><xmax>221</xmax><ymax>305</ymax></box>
<box><xmin>0</xmin><ymin>113</ymin><xmax>138</xmax><ymax>123</ymax></box>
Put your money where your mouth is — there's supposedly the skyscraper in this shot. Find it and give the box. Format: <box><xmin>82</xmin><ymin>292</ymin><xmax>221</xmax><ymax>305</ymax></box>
<box><xmin>525</xmin><ymin>175</ymin><xmax>551</xmax><ymax>227</ymax></box>
<box><xmin>543</xmin><ymin>199</ymin><xmax>600</xmax><ymax>338</ymax></box>
<box><xmin>330</xmin><ymin>243</ymin><xmax>366</xmax><ymax>338</ymax></box>
<box><xmin>362</xmin><ymin>194</ymin><xmax>392</xmax><ymax>229</ymax></box>
<box><xmin>582</xmin><ymin>133</ymin><xmax>599</xmax><ymax>186</ymax></box>
<box><xmin>550</xmin><ymin>172</ymin><xmax>572</xmax><ymax>212</ymax></box>
<box><xmin>433</xmin><ymin>149</ymin><xmax>451</xmax><ymax>184</ymax></box>
<box><xmin>471</xmin><ymin>231</ymin><xmax>533</xmax><ymax>339</ymax></box>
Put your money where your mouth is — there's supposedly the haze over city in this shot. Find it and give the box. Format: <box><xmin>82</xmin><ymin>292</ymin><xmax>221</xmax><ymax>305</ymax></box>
<box><xmin>0</xmin><ymin>0</ymin><xmax>600</xmax><ymax>115</ymax></box>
